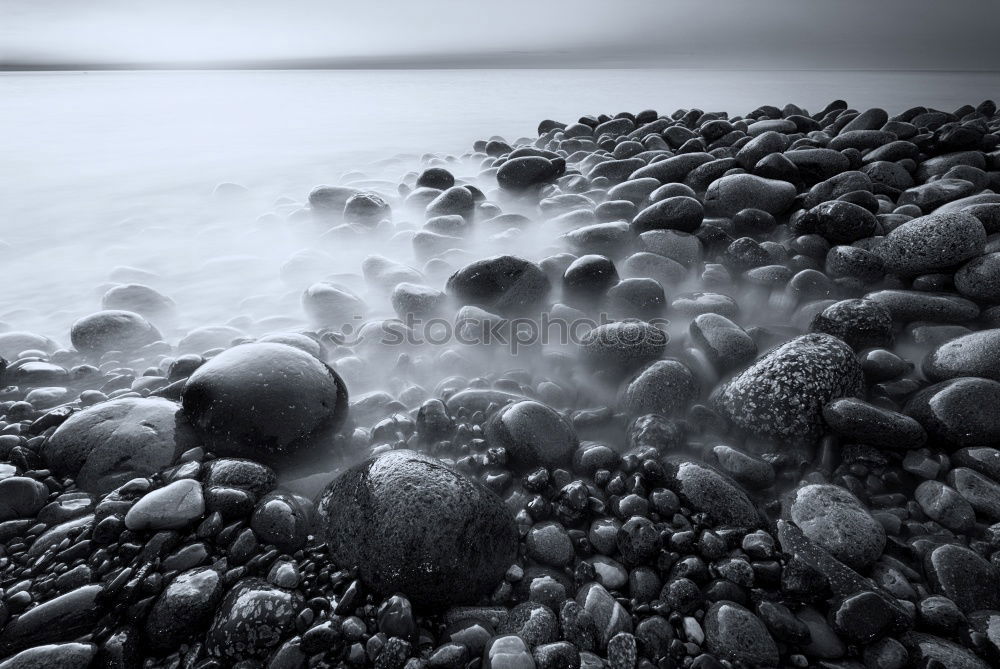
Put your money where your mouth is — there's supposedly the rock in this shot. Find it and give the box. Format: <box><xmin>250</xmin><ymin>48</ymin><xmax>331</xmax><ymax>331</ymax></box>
<box><xmin>831</xmin><ymin>590</ymin><xmax>900</xmax><ymax>644</ymax></box>
<box><xmin>631</xmin><ymin>197</ymin><xmax>703</xmax><ymax>234</ymax></box>
<box><xmin>447</xmin><ymin>256</ymin><xmax>551</xmax><ymax>316</ymax></box>
<box><xmin>923</xmin><ymin>329</ymin><xmax>1000</xmax><ymax>382</ymax></box>
<box><xmin>801</xmin><ymin>200</ymin><xmax>878</xmax><ymax>244</ymax></box>
<box><xmin>809</xmin><ymin>298</ymin><xmax>893</xmax><ymax>350</ymax></box>
<box><xmin>579</xmin><ymin>321</ymin><xmax>668</xmax><ymax>374</ymax></box>
<box><xmin>713</xmin><ymin>333</ymin><xmax>864</xmax><ymax>442</ymax></box>
<box><xmin>0</xmin><ymin>644</ymin><xmax>96</xmax><ymax>669</ymax></box>
<box><xmin>784</xmin><ymin>148</ymin><xmax>850</xmax><ymax>184</ymax></box>
<box><xmin>904</xmin><ymin>377</ymin><xmax>1000</xmax><ymax>449</ymax></box>
<box><xmin>497</xmin><ymin>157</ymin><xmax>562</xmax><ymax>191</ymax></box>
<box><xmin>689</xmin><ymin>313</ymin><xmax>756</xmax><ymax>371</ymax></box>
<box><xmin>344</xmin><ymin>192</ymin><xmax>390</xmax><ymax>225</ymax></box>
<box><xmin>181</xmin><ymin>343</ymin><xmax>348</xmax><ymax>463</ymax></box>
<box><xmin>302</xmin><ymin>282</ymin><xmax>366</xmax><ymax>328</ymax></box>
<box><xmin>606</xmin><ymin>632</ymin><xmax>636</xmax><ymax>669</ymax></box>
<box><xmin>145</xmin><ymin>567</ymin><xmax>225</xmax><ymax>653</ymax></box>
<box><xmin>206</xmin><ymin>577</ymin><xmax>304</xmax><ymax>661</ymax></box>
<box><xmin>866</xmin><ymin>289</ymin><xmax>980</xmax><ymax>324</ymax></box>
<box><xmin>0</xmin><ymin>332</ymin><xmax>56</xmax><ymax>360</ymax></box>
<box><xmin>499</xmin><ymin>603</ymin><xmax>559</xmax><ymax>649</ymax></box>
<box><xmin>526</xmin><ymin>522</ymin><xmax>574</xmax><ymax>568</ymax></box>
<box><xmin>483</xmin><ymin>635</ymin><xmax>536</xmax><ymax>669</ymax></box>
<box><xmin>0</xmin><ymin>585</ymin><xmax>103</xmax><ymax>655</ymax></box>
<box><xmin>202</xmin><ymin>458</ymin><xmax>276</xmax><ymax>499</ymax></box>
<box><xmin>70</xmin><ymin>310</ymin><xmax>160</xmax><ymax>355</ymax></box>
<box><xmin>43</xmin><ymin>397</ymin><xmax>198</xmax><ymax>495</ymax></box>
<box><xmin>786</xmin><ymin>484</ymin><xmax>885</xmax><ymax>570</ymax></box>
<box><xmin>101</xmin><ymin>283</ymin><xmax>175</xmax><ymax>320</ymax></box>
<box><xmin>0</xmin><ymin>476</ymin><xmax>48</xmax><ymax>521</ymax></box>
<box><xmin>484</xmin><ymin>401</ymin><xmax>578</xmax><ymax>470</ymax></box>
<box><xmin>901</xmin><ymin>632</ymin><xmax>989</xmax><ymax>669</ymax></box>
<box><xmin>618</xmin><ymin>359</ymin><xmax>698</xmax><ymax>417</ymax></box>
<box><xmin>392</xmin><ymin>283</ymin><xmax>447</xmax><ymax>319</ymax></box>
<box><xmin>177</xmin><ymin>325</ymin><xmax>244</xmax><ymax>354</ymax></box>
<box><xmin>250</xmin><ymin>492</ymin><xmax>312</xmax><ymax>553</ymax></box>
<box><xmin>427</xmin><ymin>186</ymin><xmax>476</xmax><ymax>221</ymax></box>
<box><xmin>946</xmin><ymin>467</ymin><xmax>1000</xmax><ymax>520</ymax></box>
<box><xmin>318</xmin><ymin>450</ymin><xmax>518</xmax><ymax>609</ymax></box>
<box><xmin>532</xmin><ymin>642</ymin><xmax>579</xmax><ymax>669</ymax></box>
<box><xmin>711</xmin><ymin>445</ymin><xmax>775</xmax><ymax>490</ymax></box>
<box><xmin>914</xmin><ymin>480</ymin><xmax>975</xmax><ymax>533</ymax></box>
<box><xmin>308</xmin><ymin>185</ymin><xmax>358</xmax><ymax>213</ymax></box>
<box><xmin>822</xmin><ymin>397</ymin><xmax>926</xmax><ymax>449</ymax></box>
<box><xmin>124</xmin><ymin>479</ymin><xmax>205</xmax><ymax>531</ymax></box>
<box><xmin>576</xmin><ymin>582</ymin><xmax>633</xmax><ymax>650</ymax></box>
<box><xmin>703</xmin><ymin>601</ymin><xmax>779</xmax><ymax>667</ymax></box>
<box><xmin>662</xmin><ymin>458</ymin><xmax>760</xmax><ymax>528</ymax></box>
<box><xmin>956</xmin><ymin>252</ymin><xmax>1000</xmax><ymax>302</ymax></box>
<box><xmin>704</xmin><ymin>174</ymin><xmax>796</xmax><ymax>217</ymax></box>
<box><xmin>877</xmin><ymin>211</ymin><xmax>986</xmax><ymax>276</ymax></box>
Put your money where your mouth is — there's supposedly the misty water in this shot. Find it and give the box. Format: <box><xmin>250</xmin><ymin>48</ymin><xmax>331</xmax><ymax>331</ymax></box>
<box><xmin>2</xmin><ymin>68</ymin><xmax>998</xmax><ymax>397</ymax></box>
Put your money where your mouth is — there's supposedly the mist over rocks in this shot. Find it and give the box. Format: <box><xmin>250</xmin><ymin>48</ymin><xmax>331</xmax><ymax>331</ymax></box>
<box><xmin>3</xmin><ymin>95</ymin><xmax>1000</xmax><ymax>668</ymax></box>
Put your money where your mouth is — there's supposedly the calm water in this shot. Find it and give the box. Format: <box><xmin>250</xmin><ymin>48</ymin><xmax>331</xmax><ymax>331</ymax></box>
<box><xmin>1</xmin><ymin>68</ymin><xmax>998</xmax><ymax>344</ymax></box>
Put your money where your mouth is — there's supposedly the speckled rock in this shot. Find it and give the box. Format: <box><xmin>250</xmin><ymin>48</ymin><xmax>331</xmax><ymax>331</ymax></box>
<box><xmin>206</xmin><ymin>577</ymin><xmax>304</xmax><ymax>661</ymax></box>
<box><xmin>43</xmin><ymin>397</ymin><xmax>198</xmax><ymax>495</ymax></box>
<box><xmin>713</xmin><ymin>333</ymin><xmax>864</xmax><ymax>442</ymax></box>
<box><xmin>318</xmin><ymin>450</ymin><xmax>518</xmax><ymax>609</ymax></box>
<box><xmin>809</xmin><ymin>298</ymin><xmax>894</xmax><ymax>350</ymax></box>
<box><xmin>877</xmin><ymin>211</ymin><xmax>986</xmax><ymax>276</ymax></box>
<box><xmin>576</xmin><ymin>582</ymin><xmax>633</xmax><ymax>650</ymax></box>
<box><xmin>181</xmin><ymin>342</ymin><xmax>348</xmax><ymax>464</ymax></box>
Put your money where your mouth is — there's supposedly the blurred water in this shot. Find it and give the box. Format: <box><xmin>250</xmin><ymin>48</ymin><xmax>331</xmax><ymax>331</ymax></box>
<box><xmin>1</xmin><ymin>68</ymin><xmax>998</xmax><ymax>345</ymax></box>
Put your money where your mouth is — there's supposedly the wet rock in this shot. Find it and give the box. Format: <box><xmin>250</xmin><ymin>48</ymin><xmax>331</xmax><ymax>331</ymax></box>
<box><xmin>631</xmin><ymin>197</ymin><xmax>703</xmax><ymax>234</ymax></box>
<box><xmin>901</xmin><ymin>632</ymin><xmax>989</xmax><ymax>669</ymax></box>
<box><xmin>498</xmin><ymin>157</ymin><xmax>563</xmax><ymax>191</ymax></box>
<box><xmin>427</xmin><ymin>186</ymin><xmax>476</xmax><ymax>221</ymax></box>
<box><xmin>0</xmin><ymin>585</ymin><xmax>103</xmax><ymax>655</ymax></box>
<box><xmin>878</xmin><ymin>211</ymin><xmax>986</xmax><ymax>276</ymax></box>
<box><xmin>309</xmin><ymin>185</ymin><xmax>358</xmax><ymax>213</ymax></box>
<box><xmin>713</xmin><ymin>333</ymin><xmax>864</xmax><ymax>442</ymax></box>
<box><xmin>302</xmin><ymin>282</ymin><xmax>366</xmax><ymax>328</ymax></box>
<box><xmin>250</xmin><ymin>492</ymin><xmax>312</xmax><ymax>553</ymax></box>
<box><xmin>822</xmin><ymin>397</ymin><xmax>926</xmax><ymax>449</ymax></box>
<box><xmin>703</xmin><ymin>601</ymin><xmax>779</xmax><ymax>667</ymax></box>
<box><xmin>955</xmin><ymin>252</ymin><xmax>1000</xmax><ymax>302</ymax></box>
<box><xmin>786</xmin><ymin>483</ymin><xmax>885</xmax><ymax>570</ymax></box>
<box><xmin>70</xmin><ymin>310</ymin><xmax>160</xmax><ymax>355</ymax></box>
<box><xmin>0</xmin><ymin>476</ymin><xmax>48</xmax><ymax>521</ymax></box>
<box><xmin>344</xmin><ymin>191</ymin><xmax>391</xmax><ymax>225</ymax></box>
<box><xmin>318</xmin><ymin>450</ymin><xmax>518</xmax><ymax>609</ymax></box>
<box><xmin>923</xmin><ymin>329</ymin><xmax>1000</xmax><ymax>382</ymax></box>
<box><xmin>946</xmin><ymin>467</ymin><xmax>1000</xmax><ymax>520</ymax></box>
<box><xmin>904</xmin><ymin>377</ymin><xmax>1000</xmax><ymax>449</ymax></box>
<box><xmin>181</xmin><ymin>342</ymin><xmax>348</xmax><ymax>463</ymax></box>
<box><xmin>704</xmin><ymin>174</ymin><xmax>796</xmax><ymax>217</ymax></box>
<box><xmin>484</xmin><ymin>401</ymin><xmax>578</xmax><ymax>470</ymax></box>
<box><xmin>662</xmin><ymin>458</ymin><xmax>760</xmax><ymax>528</ymax></box>
<box><xmin>0</xmin><ymin>644</ymin><xmax>96</xmax><ymax>669</ymax></box>
<box><xmin>914</xmin><ymin>480</ymin><xmax>975</xmax><ymax>533</ymax></box>
<box><xmin>483</xmin><ymin>635</ymin><xmax>535</xmax><ymax>669</ymax></box>
<box><xmin>618</xmin><ymin>359</ymin><xmax>697</xmax><ymax>417</ymax></box>
<box><xmin>800</xmin><ymin>200</ymin><xmax>878</xmax><ymax>244</ymax></box>
<box><xmin>711</xmin><ymin>445</ymin><xmax>775</xmax><ymax>490</ymax></box>
<box><xmin>202</xmin><ymin>458</ymin><xmax>276</xmax><ymax>499</ymax></box>
<box><xmin>206</xmin><ymin>577</ymin><xmax>304</xmax><ymax>661</ymax></box>
<box><xmin>145</xmin><ymin>567</ymin><xmax>225</xmax><ymax>653</ymax></box>
<box><xmin>447</xmin><ymin>255</ymin><xmax>551</xmax><ymax>316</ymax></box>
<box><xmin>124</xmin><ymin>478</ymin><xmax>205</xmax><ymax>531</ymax></box>
<box><xmin>575</xmin><ymin>582</ymin><xmax>632</xmax><ymax>650</ymax></box>
<box><xmin>43</xmin><ymin>397</ymin><xmax>198</xmax><ymax>495</ymax></box>
<box><xmin>866</xmin><ymin>289</ymin><xmax>980</xmax><ymax>324</ymax></box>
<box><xmin>499</xmin><ymin>602</ymin><xmax>559</xmax><ymax>649</ymax></box>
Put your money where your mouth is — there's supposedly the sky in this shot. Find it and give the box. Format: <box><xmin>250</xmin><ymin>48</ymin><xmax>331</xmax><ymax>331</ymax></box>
<box><xmin>2</xmin><ymin>0</ymin><xmax>999</xmax><ymax>69</ymax></box>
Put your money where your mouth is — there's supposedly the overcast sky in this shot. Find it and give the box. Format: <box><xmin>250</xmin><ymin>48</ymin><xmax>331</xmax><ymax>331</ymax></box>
<box><xmin>3</xmin><ymin>0</ymin><xmax>999</xmax><ymax>69</ymax></box>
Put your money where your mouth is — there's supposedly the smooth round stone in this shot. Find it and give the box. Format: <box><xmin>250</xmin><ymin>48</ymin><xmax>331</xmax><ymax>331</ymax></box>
<box><xmin>562</xmin><ymin>255</ymin><xmax>619</xmax><ymax>301</ymax></box>
<box><xmin>308</xmin><ymin>185</ymin><xmax>358</xmax><ymax>212</ymax></box>
<box><xmin>101</xmin><ymin>284</ymin><xmax>175</xmax><ymax>319</ymax></box>
<box><xmin>250</xmin><ymin>492</ymin><xmax>312</xmax><ymax>553</ymax></box>
<box><xmin>617</xmin><ymin>516</ymin><xmax>660</xmax><ymax>565</ymax></box>
<box><xmin>946</xmin><ymin>467</ymin><xmax>1000</xmax><ymax>520</ymax></box>
<box><xmin>526</xmin><ymin>521</ymin><xmax>574</xmax><ymax>567</ymax></box>
<box><xmin>904</xmin><ymin>377</ymin><xmax>1000</xmax><ymax>449</ymax></box>
<box><xmin>0</xmin><ymin>643</ymin><xmax>96</xmax><ymax>669</ymax></box>
<box><xmin>0</xmin><ymin>585</ymin><xmax>102</xmax><ymax>655</ymax></box>
<box><xmin>877</xmin><ymin>211</ymin><xmax>986</xmax><ymax>276</ymax></box>
<box><xmin>704</xmin><ymin>174</ymin><xmax>796</xmax><ymax>217</ymax></box>
<box><xmin>416</xmin><ymin>167</ymin><xmax>455</xmax><ymax>190</ymax></box>
<box><xmin>391</xmin><ymin>282</ymin><xmax>447</xmax><ymax>319</ymax></box>
<box><xmin>809</xmin><ymin>298</ymin><xmax>893</xmax><ymax>349</ymax></box>
<box><xmin>953</xmin><ymin>446</ymin><xmax>1000</xmax><ymax>480</ymax></box>
<box><xmin>956</xmin><ymin>252</ymin><xmax>1000</xmax><ymax>302</ymax></box>
<box><xmin>689</xmin><ymin>313</ymin><xmax>757</xmax><ymax>371</ymax></box>
<box><xmin>631</xmin><ymin>196</ymin><xmax>703</xmax><ymax>234</ymax></box>
<box><xmin>447</xmin><ymin>255</ymin><xmax>551</xmax><ymax>316</ymax></box>
<box><xmin>301</xmin><ymin>282</ymin><xmax>366</xmax><ymax>328</ymax></box>
<box><xmin>579</xmin><ymin>321</ymin><xmax>668</xmax><ymax>374</ymax></box>
<box><xmin>0</xmin><ymin>476</ymin><xmax>48</xmax><ymax>521</ymax></box>
<box><xmin>202</xmin><ymin>458</ymin><xmax>276</xmax><ymax>499</ymax></box>
<box><xmin>914</xmin><ymin>480</ymin><xmax>975</xmax><ymax>533</ymax></box>
<box><xmin>145</xmin><ymin>567</ymin><xmax>225</xmax><ymax>653</ymax></box>
<box><xmin>786</xmin><ymin>483</ymin><xmax>885</xmax><ymax>570</ymax></box>
<box><xmin>618</xmin><ymin>359</ymin><xmax>698</xmax><ymax>417</ymax></box>
<box><xmin>901</xmin><ymin>632</ymin><xmax>990</xmax><ymax>669</ymax></box>
<box><xmin>923</xmin><ymin>329</ymin><xmax>1000</xmax><ymax>382</ymax></box>
<box><xmin>344</xmin><ymin>191</ymin><xmax>390</xmax><ymax>225</ymax></box>
<box><xmin>606</xmin><ymin>278</ymin><xmax>666</xmax><ymax>320</ymax></box>
<box><xmin>669</xmin><ymin>292</ymin><xmax>737</xmax><ymax>318</ymax></box>
<box><xmin>70</xmin><ymin>310</ymin><xmax>160</xmax><ymax>355</ymax></box>
<box><xmin>0</xmin><ymin>331</ymin><xmax>57</xmax><ymax>360</ymax></box>
<box><xmin>177</xmin><ymin>325</ymin><xmax>244</xmax><ymax>354</ymax></box>
<box><xmin>713</xmin><ymin>333</ymin><xmax>863</xmax><ymax>442</ymax></box>
<box><xmin>822</xmin><ymin>397</ymin><xmax>926</xmax><ymax>449</ymax></box>
<box><xmin>318</xmin><ymin>450</ymin><xmax>517</xmax><ymax>609</ymax></box>
<box><xmin>181</xmin><ymin>342</ymin><xmax>348</xmax><ymax>463</ymax></box>
<box><xmin>483</xmin><ymin>635</ymin><xmax>536</xmax><ymax>669</ymax></box>
<box><xmin>711</xmin><ymin>445</ymin><xmax>775</xmax><ymax>490</ymax></box>
<box><xmin>866</xmin><ymin>289</ymin><xmax>980</xmax><ymax>324</ymax></box>
<box><xmin>703</xmin><ymin>601</ymin><xmax>779</xmax><ymax>667</ymax></box>
<box><xmin>484</xmin><ymin>401</ymin><xmax>578</xmax><ymax>470</ymax></box>
<box><xmin>206</xmin><ymin>577</ymin><xmax>304</xmax><ymax>661</ymax></box>
<box><xmin>924</xmin><ymin>543</ymin><xmax>1000</xmax><ymax>613</ymax></box>
<box><xmin>802</xmin><ymin>200</ymin><xmax>878</xmax><ymax>244</ymax></box>
<box><xmin>427</xmin><ymin>186</ymin><xmax>475</xmax><ymax>220</ymax></box>
<box><xmin>125</xmin><ymin>479</ymin><xmax>205</xmax><ymax>531</ymax></box>
<box><xmin>662</xmin><ymin>458</ymin><xmax>760</xmax><ymax>528</ymax></box>
<box><xmin>497</xmin><ymin>156</ymin><xmax>562</xmax><ymax>191</ymax></box>
<box><xmin>43</xmin><ymin>397</ymin><xmax>198</xmax><ymax>495</ymax></box>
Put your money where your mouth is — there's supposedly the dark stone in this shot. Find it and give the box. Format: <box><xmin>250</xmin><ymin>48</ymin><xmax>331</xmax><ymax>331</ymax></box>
<box><xmin>904</xmin><ymin>377</ymin><xmax>1000</xmax><ymax>449</ymax></box>
<box><xmin>809</xmin><ymin>298</ymin><xmax>894</xmax><ymax>350</ymax></box>
<box><xmin>923</xmin><ymin>329</ymin><xmax>1000</xmax><ymax>382</ymax></box>
<box><xmin>447</xmin><ymin>255</ymin><xmax>551</xmax><ymax>316</ymax></box>
<box><xmin>145</xmin><ymin>567</ymin><xmax>224</xmax><ymax>653</ymax></box>
<box><xmin>662</xmin><ymin>458</ymin><xmax>760</xmax><ymax>528</ymax></box>
<box><xmin>786</xmin><ymin>483</ymin><xmax>885</xmax><ymax>569</ymax></box>
<box><xmin>206</xmin><ymin>577</ymin><xmax>303</xmax><ymax>661</ymax></box>
<box><xmin>878</xmin><ymin>211</ymin><xmax>986</xmax><ymax>276</ymax></box>
<box><xmin>822</xmin><ymin>397</ymin><xmax>926</xmax><ymax>449</ymax></box>
<box><xmin>703</xmin><ymin>601</ymin><xmax>778</xmax><ymax>667</ymax></box>
<box><xmin>70</xmin><ymin>310</ymin><xmax>160</xmax><ymax>355</ymax></box>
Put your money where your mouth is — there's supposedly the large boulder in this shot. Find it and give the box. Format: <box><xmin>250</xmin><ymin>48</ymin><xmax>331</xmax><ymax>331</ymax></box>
<box><xmin>43</xmin><ymin>397</ymin><xmax>198</xmax><ymax>494</ymax></box>
<box><xmin>181</xmin><ymin>343</ymin><xmax>348</xmax><ymax>464</ymax></box>
<box><xmin>317</xmin><ymin>450</ymin><xmax>518</xmax><ymax>609</ymax></box>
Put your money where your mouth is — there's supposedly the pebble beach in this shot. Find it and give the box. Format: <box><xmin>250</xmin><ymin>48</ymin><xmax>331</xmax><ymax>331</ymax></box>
<box><xmin>2</xmin><ymin>97</ymin><xmax>1000</xmax><ymax>669</ymax></box>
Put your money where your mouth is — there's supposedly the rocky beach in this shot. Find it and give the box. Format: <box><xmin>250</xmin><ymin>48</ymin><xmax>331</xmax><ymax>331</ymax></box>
<box><xmin>3</xmin><ymin>97</ymin><xmax>1000</xmax><ymax>669</ymax></box>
